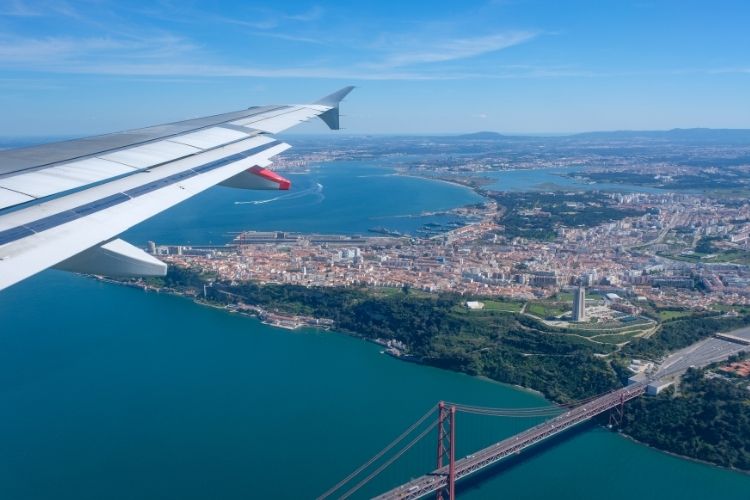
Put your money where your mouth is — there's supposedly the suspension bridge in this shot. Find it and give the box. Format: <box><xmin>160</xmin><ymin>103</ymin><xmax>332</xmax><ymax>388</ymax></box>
<box><xmin>318</xmin><ymin>383</ymin><xmax>647</xmax><ymax>500</ymax></box>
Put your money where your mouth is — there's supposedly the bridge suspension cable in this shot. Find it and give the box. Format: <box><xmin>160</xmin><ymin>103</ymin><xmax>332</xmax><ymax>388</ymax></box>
<box><xmin>451</xmin><ymin>405</ymin><xmax>563</xmax><ymax>417</ymax></box>
<box><xmin>322</xmin><ymin>388</ymin><xmax>634</xmax><ymax>499</ymax></box>
<box><xmin>445</xmin><ymin>388</ymin><xmax>620</xmax><ymax>418</ymax></box>
<box><xmin>317</xmin><ymin>405</ymin><xmax>437</xmax><ymax>500</ymax></box>
<box><xmin>339</xmin><ymin>420</ymin><xmax>439</xmax><ymax>500</ymax></box>
<box><xmin>373</xmin><ymin>384</ymin><xmax>646</xmax><ymax>500</ymax></box>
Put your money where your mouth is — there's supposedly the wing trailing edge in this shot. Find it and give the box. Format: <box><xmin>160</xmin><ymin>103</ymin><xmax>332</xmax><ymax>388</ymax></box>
<box><xmin>53</xmin><ymin>238</ymin><xmax>167</xmax><ymax>277</ymax></box>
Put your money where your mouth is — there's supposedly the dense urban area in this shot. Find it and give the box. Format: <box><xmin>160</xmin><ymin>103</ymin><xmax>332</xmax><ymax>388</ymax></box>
<box><xmin>127</xmin><ymin>130</ymin><xmax>750</xmax><ymax>472</ymax></box>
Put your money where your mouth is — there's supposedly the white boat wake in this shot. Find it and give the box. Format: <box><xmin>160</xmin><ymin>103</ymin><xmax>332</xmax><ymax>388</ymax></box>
<box><xmin>234</xmin><ymin>182</ymin><xmax>323</xmax><ymax>205</ymax></box>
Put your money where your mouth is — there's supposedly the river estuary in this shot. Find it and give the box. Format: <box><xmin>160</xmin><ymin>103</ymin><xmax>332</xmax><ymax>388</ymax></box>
<box><xmin>1</xmin><ymin>162</ymin><xmax>748</xmax><ymax>499</ymax></box>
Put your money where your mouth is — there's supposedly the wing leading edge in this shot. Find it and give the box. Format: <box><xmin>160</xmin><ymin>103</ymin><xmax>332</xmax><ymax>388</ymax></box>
<box><xmin>0</xmin><ymin>86</ymin><xmax>354</xmax><ymax>291</ymax></box>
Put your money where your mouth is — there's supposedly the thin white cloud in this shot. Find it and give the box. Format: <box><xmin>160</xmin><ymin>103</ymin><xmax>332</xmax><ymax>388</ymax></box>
<box><xmin>0</xmin><ymin>30</ymin><xmax>599</xmax><ymax>80</ymax></box>
<box><xmin>0</xmin><ymin>77</ymin><xmax>64</xmax><ymax>89</ymax></box>
<box><xmin>0</xmin><ymin>36</ymin><xmax>130</xmax><ymax>61</ymax></box>
<box><xmin>0</xmin><ymin>0</ymin><xmax>81</xmax><ymax>19</ymax></box>
<box><xmin>251</xmin><ymin>31</ymin><xmax>329</xmax><ymax>45</ymax></box>
<box><xmin>705</xmin><ymin>67</ymin><xmax>750</xmax><ymax>75</ymax></box>
<box><xmin>6</xmin><ymin>57</ymin><xmax>601</xmax><ymax>81</ymax></box>
<box><xmin>217</xmin><ymin>16</ymin><xmax>279</xmax><ymax>30</ymax></box>
<box><xmin>373</xmin><ymin>30</ymin><xmax>538</xmax><ymax>68</ymax></box>
<box><xmin>184</xmin><ymin>6</ymin><xmax>324</xmax><ymax>33</ymax></box>
<box><xmin>55</xmin><ymin>62</ymin><xmax>477</xmax><ymax>80</ymax></box>
<box><xmin>0</xmin><ymin>33</ymin><xmax>198</xmax><ymax>63</ymax></box>
<box><xmin>0</xmin><ymin>0</ymin><xmax>42</xmax><ymax>16</ymax></box>
<box><xmin>0</xmin><ymin>2</ymin><xmax>551</xmax><ymax>80</ymax></box>
<box><xmin>0</xmin><ymin>6</ymin><xmax>587</xmax><ymax>82</ymax></box>
<box><xmin>211</xmin><ymin>17</ymin><xmax>328</xmax><ymax>44</ymax></box>
<box><xmin>286</xmin><ymin>5</ymin><xmax>324</xmax><ymax>23</ymax></box>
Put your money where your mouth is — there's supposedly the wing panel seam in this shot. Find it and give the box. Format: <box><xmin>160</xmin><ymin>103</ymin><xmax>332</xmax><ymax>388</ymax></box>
<box><xmin>0</xmin><ymin>106</ymin><xmax>289</xmax><ymax>177</ymax></box>
<box><xmin>0</xmin><ymin>140</ymin><xmax>283</xmax><ymax>247</ymax></box>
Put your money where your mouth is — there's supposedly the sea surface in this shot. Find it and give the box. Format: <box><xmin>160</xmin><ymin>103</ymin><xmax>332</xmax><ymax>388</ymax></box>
<box><xmin>123</xmin><ymin>163</ymin><xmax>482</xmax><ymax>245</ymax></box>
<box><xmin>1</xmin><ymin>161</ymin><xmax>748</xmax><ymax>499</ymax></box>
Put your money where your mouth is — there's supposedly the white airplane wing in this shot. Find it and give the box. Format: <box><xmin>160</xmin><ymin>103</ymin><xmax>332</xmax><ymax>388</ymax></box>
<box><xmin>0</xmin><ymin>86</ymin><xmax>354</xmax><ymax>291</ymax></box>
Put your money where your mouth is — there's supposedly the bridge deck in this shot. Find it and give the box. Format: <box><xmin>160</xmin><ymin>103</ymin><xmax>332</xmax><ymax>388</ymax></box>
<box><xmin>714</xmin><ymin>333</ymin><xmax>750</xmax><ymax>346</ymax></box>
<box><xmin>374</xmin><ymin>384</ymin><xmax>646</xmax><ymax>500</ymax></box>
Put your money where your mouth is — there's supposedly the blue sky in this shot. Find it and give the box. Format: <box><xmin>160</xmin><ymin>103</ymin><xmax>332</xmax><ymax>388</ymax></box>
<box><xmin>1</xmin><ymin>0</ymin><xmax>749</xmax><ymax>135</ymax></box>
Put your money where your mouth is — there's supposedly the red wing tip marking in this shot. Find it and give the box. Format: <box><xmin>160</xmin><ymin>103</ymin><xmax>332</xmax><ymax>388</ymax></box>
<box><xmin>248</xmin><ymin>165</ymin><xmax>291</xmax><ymax>190</ymax></box>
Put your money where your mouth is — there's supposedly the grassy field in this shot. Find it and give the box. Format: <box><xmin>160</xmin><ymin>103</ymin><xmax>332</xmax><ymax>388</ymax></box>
<box><xmin>526</xmin><ymin>302</ymin><xmax>569</xmax><ymax>319</ymax></box>
<box><xmin>590</xmin><ymin>331</ymin><xmax>648</xmax><ymax>345</ymax></box>
<box><xmin>481</xmin><ymin>299</ymin><xmax>523</xmax><ymax>312</ymax></box>
<box><xmin>703</xmin><ymin>249</ymin><xmax>750</xmax><ymax>265</ymax></box>
<box><xmin>451</xmin><ymin>299</ymin><xmax>523</xmax><ymax>317</ymax></box>
<box><xmin>712</xmin><ymin>304</ymin><xmax>750</xmax><ymax>315</ymax></box>
<box><xmin>371</xmin><ymin>286</ymin><xmax>434</xmax><ymax>299</ymax></box>
<box><xmin>658</xmin><ymin>309</ymin><xmax>696</xmax><ymax>321</ymax></box>
<box><xmin>563</xmin><ymin>321</ymin><xmax>653</xmax><ymax>344</ymax></box>
<box><xmin>658</xmin><ymin>249</ymin><xmax>750</xmax><ymax>265</ymax></box>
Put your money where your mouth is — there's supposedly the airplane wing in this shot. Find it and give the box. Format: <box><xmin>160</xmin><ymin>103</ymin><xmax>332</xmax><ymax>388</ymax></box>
<box><xmin>0</xmin><ymin>86</ymin><xmax>354</xmax><ymax>291</ymax></box>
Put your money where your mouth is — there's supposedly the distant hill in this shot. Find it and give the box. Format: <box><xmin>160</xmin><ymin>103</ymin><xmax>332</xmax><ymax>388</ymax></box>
<box><xmin>451</xmin><ymin>128</ymin><xmax>750</xmax><ymax>144</ymax></box>
<box><xmin>453</xmin><ymin>131</ymin><xmax>509</xmax><ymax>140</ymax></box>
<box><xmin>571</xmin><ymin>128</ymin><xmax>750</xmax><ymax>143</ymax></box>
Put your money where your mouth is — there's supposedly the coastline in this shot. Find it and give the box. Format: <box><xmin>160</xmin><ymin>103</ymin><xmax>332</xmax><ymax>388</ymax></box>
<box><xmin>95</xmin><ymin>275</ymin><xmax>551</xmax><ymax>399</ymax></box>
<box><xmin>94</xmin><ymin>274</ymin><xmax>749</xmax><ymax>476</ymax></box>
<box><xmin>393</xmin><ymin>172</ymin><xmax>489</xmax><ymax>193</ymax></box>
<box><xmin>616</xmin><ymin>431</ymin><xmax>750</xmax><ymax>476</ymax></box>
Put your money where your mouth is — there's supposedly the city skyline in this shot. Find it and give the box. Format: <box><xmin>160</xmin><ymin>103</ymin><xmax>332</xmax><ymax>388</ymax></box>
<box><xmin>1</xmin><ymin>0</ymin><xmax>750</xmax><ymax>136</ymax></box>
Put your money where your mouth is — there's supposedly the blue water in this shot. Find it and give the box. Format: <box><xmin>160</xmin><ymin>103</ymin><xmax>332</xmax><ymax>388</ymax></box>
<box><xmin>124</xmin><ymin>162</ymin><xmax>482</xmax><ymax>245</ymax></box>
<box><xmin>1</xmin><ymin>161</ymin><xmax>748</xmax><ymax>499</ymax></box>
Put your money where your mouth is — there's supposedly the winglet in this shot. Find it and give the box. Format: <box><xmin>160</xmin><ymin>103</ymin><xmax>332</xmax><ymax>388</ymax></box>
<box><xmin>315</xmin><ymin>86</ymin><xmax>355</xmax><ymax>107</ymax></box>
<box><xmin>315</xmin><ymin>86</ymin><xmax>354</xmax><ymax>130</ymax></box>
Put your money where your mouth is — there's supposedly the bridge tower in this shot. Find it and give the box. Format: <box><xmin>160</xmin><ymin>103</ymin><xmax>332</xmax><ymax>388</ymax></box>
<box><xmin>608</xmin><ymin>393</ymin><xmax>626</xmax><ymax>428</ymax></box>
<box><xmin>435</xmin><ymin>402</ymin><xmax>456</xmax><ymax>500</ymax></box>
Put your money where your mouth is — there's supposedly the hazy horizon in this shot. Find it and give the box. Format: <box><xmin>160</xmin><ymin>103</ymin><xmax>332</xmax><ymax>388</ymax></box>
<box><xmin>5</xmin><ymin>127</ymin><xmax>750</xmax><ymax>143</ymax></box>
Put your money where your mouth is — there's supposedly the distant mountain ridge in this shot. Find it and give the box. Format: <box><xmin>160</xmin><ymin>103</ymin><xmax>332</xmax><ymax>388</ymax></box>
<box><xmin>453</xmin><ymin>131</ymin><xmax>508</xmax><ymax>140</ymax></box>
<box><xmin>454</xmin><ymin>128</ymin><xmax>750</xmax><ymax>143</ymax></box>
<box><xmin>572</xmin><ymin>128</ymin><xmax>750</xmax><ymax>142</ymax></box>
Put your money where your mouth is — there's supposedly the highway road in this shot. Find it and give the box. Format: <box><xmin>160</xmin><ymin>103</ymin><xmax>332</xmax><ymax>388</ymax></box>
<box><xmin>654</xmin><ymin>325</ymin><xmax>750</xmax><ymax>379</ymax></box>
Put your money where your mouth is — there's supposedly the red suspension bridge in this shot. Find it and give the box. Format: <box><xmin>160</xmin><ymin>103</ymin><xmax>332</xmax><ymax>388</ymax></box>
<box><xmin>318</xmin><ymin>383</ymin><xmax>647</xmax><ymax>500</ymax></box>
